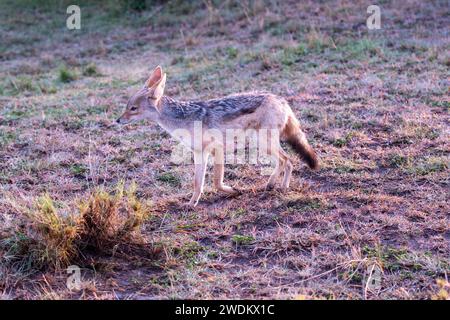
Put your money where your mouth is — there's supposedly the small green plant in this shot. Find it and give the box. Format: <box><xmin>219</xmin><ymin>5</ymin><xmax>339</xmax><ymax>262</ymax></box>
<box><xmin>333</xmin><ymin>132</ymin><xmax>354</xmax><ymax>148</ymax></box>
<box><xmin>58</xmin><ymin>66</ymin><xmax>77</xmax><ymax>83</ymax></box>
<box><xmin>4</xmin><ymin>109</ymin><xmax>28</xmax><ymax>121</ymax></box>
<box><xmin>285</xmin><ymin>195</ymin><xmax>324</xmax><ymax>212</ymax></box>
<box><xmin>0</xmin><ymin>129</ymin><xmax>17</xmax><ymax>147</ymax></box>
<box><xmin>231</xmin><ymin>208</ymin><xmax>247</xmax><ymax>218</ymax></box>
<box><xmin>157</xmin><ymin>172</ymin><xmax>181</xmax><ymax>186</ymax></box>
<box><xmin>176</xmin><ymin>241</ymin><xmax>203</xmax><ymax>260</ymax></box>
<box><xmin>225</xmin><ymin>47</ymin><xmax>238</xmax><ymax>59</ymax></box>
<box><xmin>281</xmin><ymin>44</ymin><xmax>307</xmax><ymax>66</ymax></box>
<box><xmin>82</xmin><ymin>63</ymin><xmax>100</xmax><ymax>76</ymax></box>
<box><xmin>231</xmin><ymin>234</ymin><xmax>255</xmax><ymax>246</ymax></box>
<box><xmin>70</xmin><ymin>164</ymin><xmax>87</xmax><ymax>177</ymax></box>
<box><xmin>388</xmin><ymin>154</ymin><xmax>410</xmax><ymax>168</ymax></box>
<box><xmin>413</xmin><ymin>127</ymin><xmax>440</xmax><ymax>140</ymax></box>
<box><xmin>79</xmin><ymin>181</ymin><xmax>148</xmax><ymax>249</ymax></box>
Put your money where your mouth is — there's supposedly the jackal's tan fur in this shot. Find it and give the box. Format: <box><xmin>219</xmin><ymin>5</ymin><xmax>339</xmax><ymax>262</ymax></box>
<box><xmin>117</xmin><ymin>66</ymin><xmax>319</xmax><ymax>206</ymax></box>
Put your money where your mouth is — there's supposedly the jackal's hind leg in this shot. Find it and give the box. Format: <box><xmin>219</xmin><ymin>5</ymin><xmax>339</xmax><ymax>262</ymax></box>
<box><xmin>265</xmin><ymin>153</ymin><xmax>284</xmax><ymax>190</ymax></box>
<box><xmin>279</xmin><ymin>149</ymin><xmax>293</xmax><ymax>191</ymax></box>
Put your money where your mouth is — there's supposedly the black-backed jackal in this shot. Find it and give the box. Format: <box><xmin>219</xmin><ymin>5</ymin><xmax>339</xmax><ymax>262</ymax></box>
<box><xmin>117</xmin><ymin>66</ymin><xmax>319</xmax><ymax>207</ymax></box>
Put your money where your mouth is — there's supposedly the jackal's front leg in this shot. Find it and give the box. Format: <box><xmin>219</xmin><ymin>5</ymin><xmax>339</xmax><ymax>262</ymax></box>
<box><xmin>213</xmin><ymin>148</ymin><xmax>238</xmax><ymax>195</ymax></box>
<box><xmin>188</xmin><ymin>151</ymin><xmax>209</xmax><ymax>207</ymax></box>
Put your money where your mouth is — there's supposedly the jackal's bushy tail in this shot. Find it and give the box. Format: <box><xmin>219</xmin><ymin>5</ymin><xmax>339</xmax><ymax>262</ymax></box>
<box><xmin>283</xmin><ymin>115</ymin><xmax>319</xmax><ymax>170</ymax></box>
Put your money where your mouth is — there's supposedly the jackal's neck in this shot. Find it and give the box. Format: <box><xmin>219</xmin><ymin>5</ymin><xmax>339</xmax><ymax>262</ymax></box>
<box><xmin>159</xmin><ymin>95</ymin><xmax>182</xmax><ymax>108</ymax></box>
<box><xmin>155</xmin><ymin>95</ymin><xmax>191</xmax><ymax>131</ymax></box>
<box><xmin>159</xmin><ymin>95</ymin><xmax>193</xmax><ymax>118</ymax></box>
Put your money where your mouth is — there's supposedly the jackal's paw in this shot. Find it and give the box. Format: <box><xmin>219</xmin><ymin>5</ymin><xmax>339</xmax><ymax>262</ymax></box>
<box><xmin>220</xmin><ymin>185</ymin><xmax>240</xmax><ymax>195</ymax></box>
<box><xmin>187</xmin><ymin>198</ymin><xmax>199</xmax><ymax>208</ymax></box>
<box><xmin>232</xmin><ymin>187</ymin><xmax>243</xmax><ymax>195</ymax></box>
<box><xmin>279</xmin><ymin>186</ymin><xmax>290</xmax><ymax>193</ymax></box>
<box><xmin>178</xmin><ymin>195</ymin><xmax>198</xmax><ymax>209</ymax></box>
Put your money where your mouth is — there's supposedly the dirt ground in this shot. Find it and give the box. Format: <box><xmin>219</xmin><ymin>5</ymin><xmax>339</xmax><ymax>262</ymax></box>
<box><xmin>0</xmin><ymin>0</ymin><xmax>449</xmax><ymax>299</ymax></box>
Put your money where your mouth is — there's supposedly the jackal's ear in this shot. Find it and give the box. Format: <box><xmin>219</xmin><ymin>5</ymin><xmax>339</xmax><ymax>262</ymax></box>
<box><xmin>149</xmin><ymin>72</ymin><xmax>166</xmax><ymax>100</ymax></box>
<box><xmin>145</xmin><ymin>66</ymin><xmax>163</xmax><ymax>88</ymax></box>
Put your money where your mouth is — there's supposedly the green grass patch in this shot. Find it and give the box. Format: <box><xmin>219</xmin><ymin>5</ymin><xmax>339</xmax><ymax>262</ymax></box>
<box><xmin>388</xmin><ymin>154</ymin><xmax>411</xmax><ymax>168</ymax></box>
<box><xmin>2</xmin><ymin>108</ymin><xmax>31</xmax><ymax>121</ymax></box>
<box><xmin>230</xmin><ymin>208</ymin><xmax>247</xmax><ymax>218</ymax></box>
<box><xmin>284</xmin><ymin>195</ymin><xmax>325</xmax><ymax>212</ymax></box>
<box><xmin>231</xmin><ymin>234</ymin><xmax>255</xmax><ymax>246</ymax></box>
<box><xmin>332</xmin><ymin>132</ymin><xmax>354</xmax><ymax>148</ymax></box>
<box><xmin>82</xmin><ymin>63</ymin><xmax>100</xmax><ymax>77</ymax></box>
<box><xmin>339</xmin><ymin>38</ymin><xmax>383</xmax><ymax>60</ymax></box>
<box><xmin>281</xmin><ymin>44</ymin><xmax>307</xmax><ymax>66</ymax></box>
<box><xmin>407</xmin><ymin>157</ymin><xmax>448</xmax><ymax>176</ymax></box>
<box><xmin>2</xmin><ymin>76</ymin><xmax>49</xmax><ymax>96</ymax></box>
<box><xmin>363</xmin><ymin>245</ymin><xmax>448</xmax><ymax>274</ymax></box>
<box><xmin>156</xmin><ymin>172</ymin><xmax>181</xmax><ymax>186</ymax></box>
<box><xmin>173</xmin><ymin>241</ymin><xmax>204</xmax><ymax>267</ymax></box>
<box><xmin>70</xmin><ymin>164</ymin><xmax>88</xmax><ymax>178</ymax></box>
<box><xmin>225</xmin><ymin>46</ymin><xmax>239</xmax><ymax>59</ymax></box>
<box><xmin>0</xmin><ymin>129</ymin><xmax>18</xmax><ymax>147</ymax></box>
<box><xmin>58</xmin><ymin>66</ymin><xmax>77</xmax><ymax>83</ymax></box>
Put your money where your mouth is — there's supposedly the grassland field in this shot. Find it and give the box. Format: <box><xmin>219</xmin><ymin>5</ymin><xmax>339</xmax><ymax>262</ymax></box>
<box><xmin>0</xmin><ymin>0</ymin><xmax>449</xmax><ymax>299</ymax></box>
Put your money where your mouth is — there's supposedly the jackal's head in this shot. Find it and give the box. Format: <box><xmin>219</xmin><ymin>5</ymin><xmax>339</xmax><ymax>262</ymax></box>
<box><xmin>116</xmin><ymin>66</ymin><xmax>166</xmax><ymax>124</ymax></box>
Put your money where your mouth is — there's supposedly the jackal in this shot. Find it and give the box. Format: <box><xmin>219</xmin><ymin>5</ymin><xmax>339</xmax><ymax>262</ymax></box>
<box><xmin>117</xmin><ymin>66</ymin><xmax>319</xmax><ymax>207</ymax></box>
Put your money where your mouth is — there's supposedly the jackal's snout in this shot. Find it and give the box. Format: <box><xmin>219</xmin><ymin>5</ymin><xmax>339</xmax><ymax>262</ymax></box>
<box><xmin>115</xmin><ymin>114</ymin><xmax>125</xmax><ymax>124</ymax></box>
<box><xmin>116</xmin><ymin>112</ymin><xmax>131</xmax><ymax>125</ymax></box>
<box><xmin>116</xmin><ymin>115</ymin><xmax>126</xmax><ymax>124</ymax></box>
<box><xmin>116</xmin><ymin>106</ymin><xmax>132</xmax><ymax>124</ymax></box>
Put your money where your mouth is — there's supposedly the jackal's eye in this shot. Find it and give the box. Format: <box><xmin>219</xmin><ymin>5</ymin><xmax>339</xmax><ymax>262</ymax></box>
<box><xmin>130</xmin><ymin>105</ymin><xmax>138</xmax><ymax>111</ymax></box>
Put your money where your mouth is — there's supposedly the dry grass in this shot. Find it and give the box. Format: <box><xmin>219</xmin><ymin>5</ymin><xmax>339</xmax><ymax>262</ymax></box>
<box><xmin>1</xmin><ymin>182</ymin><xmax>154</xmax><ymax>289</ymax></box>
<box><xmin>0</xmin><ymin>0</ymin><xmax>449</xmax><ymax>299</ymax></box>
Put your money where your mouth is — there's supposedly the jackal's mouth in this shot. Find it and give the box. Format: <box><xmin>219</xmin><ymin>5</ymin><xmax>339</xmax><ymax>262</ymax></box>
<box><xmin>116</xmin><ymin>117</ymin><xmax>128</xmax><ymax>124</ymax></box>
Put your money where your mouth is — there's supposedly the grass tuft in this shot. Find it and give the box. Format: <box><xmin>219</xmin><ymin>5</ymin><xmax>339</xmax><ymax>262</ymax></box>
<box><xmin>58</xmin><ymin>66</ymin><xmax>77</xmax><ymax>83</ymax></box>
<box><xmin>2</xmin><ymin>195</ymin><xmax>79</xmax><ymax>272</ymax></box>
<box><xmin>79</xmin><ymin>181</ymin><xmax>148</xmax><ymax>252</ymax></box>
<box><xmin>157</xmin><ymin>172</ymin><xmax>181</xmax><ymax>186</ymax></box>
<box><xmin>231</xmin><ymin>234</ymin><xmax>255</xmax><ymax>246</ymax></box>
<box><xmin>1</xmin><ymin>182</ymin><xmax>152</xmax><ymax>274</ymax></box>
<box><xmin>82</xmin><ymin>63</ymin><xmax>100</xmax><ymax>77</ymax></box>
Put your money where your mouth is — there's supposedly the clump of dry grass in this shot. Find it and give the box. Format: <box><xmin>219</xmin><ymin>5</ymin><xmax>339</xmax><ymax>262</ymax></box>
<box><xmin>0</xmin><ymin>182</ymin><xmax>152</xmax><ymax>275</ymax></box>
<box><xmin>1</xmin><ymin>195</ymin><xmax>80</xmax><ymax>273</ymax></box>
<box><xmin>79</xmin><ymin>182</ymin><xmax>148</xmax><ymax>253</ymax></box>
<box><xmin>432</xmin><ymin>279</ymin><xmax>450</xmax><ymax>300</ymax></box>
<box><xmin>29</xmin><ymin>195</ymin><xmax>80</xmax><ymax>270</ymax></box>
